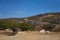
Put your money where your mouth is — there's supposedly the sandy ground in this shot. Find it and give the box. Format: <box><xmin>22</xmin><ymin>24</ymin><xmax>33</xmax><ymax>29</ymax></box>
<box><xmin>0</xmin><ymin>31</ymin><xmax>60</xmax><ymax>40</ymax></box>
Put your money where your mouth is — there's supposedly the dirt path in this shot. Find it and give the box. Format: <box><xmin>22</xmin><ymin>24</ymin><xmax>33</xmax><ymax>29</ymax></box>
<box><xmin>0</xmin><ymin>31</ymin><xmax>60</xmax><ymax>40</ymax></box>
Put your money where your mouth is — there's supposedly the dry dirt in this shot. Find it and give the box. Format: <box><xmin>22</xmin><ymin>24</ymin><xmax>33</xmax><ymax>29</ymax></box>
<box><xmin>0</xmin><ymin>31</ymin><xmax>60</xmax><ymax>40</ymax></box>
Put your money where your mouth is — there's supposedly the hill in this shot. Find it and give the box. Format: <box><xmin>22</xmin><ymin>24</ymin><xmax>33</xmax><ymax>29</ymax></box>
<box><xmin>0</xmin><ymin>12</ymin><xmax>60</xmax><ymax>32</ymax></box>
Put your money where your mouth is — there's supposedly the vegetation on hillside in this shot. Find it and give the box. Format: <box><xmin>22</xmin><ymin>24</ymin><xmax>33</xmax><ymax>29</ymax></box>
<box><xmin>0</xmin><ymin>12</ymin><xmax>60</xmax><ymax>32</ymax></box>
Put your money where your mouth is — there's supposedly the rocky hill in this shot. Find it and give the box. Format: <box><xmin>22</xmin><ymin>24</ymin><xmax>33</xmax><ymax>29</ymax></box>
<box><xmin>0</xmin><ymin>12</ymin><xmax>60</xmax><ymax>32</ymax></box>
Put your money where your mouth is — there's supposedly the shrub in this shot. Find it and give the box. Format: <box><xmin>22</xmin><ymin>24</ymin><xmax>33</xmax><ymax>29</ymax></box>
<box><xmin>43</xmin><ymin>24</ymin><xmax>55</xmax><ymax>31</ymax></box>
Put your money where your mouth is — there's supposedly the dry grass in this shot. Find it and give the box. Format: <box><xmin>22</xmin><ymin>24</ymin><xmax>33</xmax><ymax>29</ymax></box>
<box><xmin>0</xmin><ymin>31</ymin><xmax>60</xmax><ymax>40</ymax></box>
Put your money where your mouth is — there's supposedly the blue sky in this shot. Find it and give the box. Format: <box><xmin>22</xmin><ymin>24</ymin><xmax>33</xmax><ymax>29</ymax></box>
<box><xmin>0</xmin><ymin>0</ymin><xmax>60</xmax><ymax>18</ymax></box>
